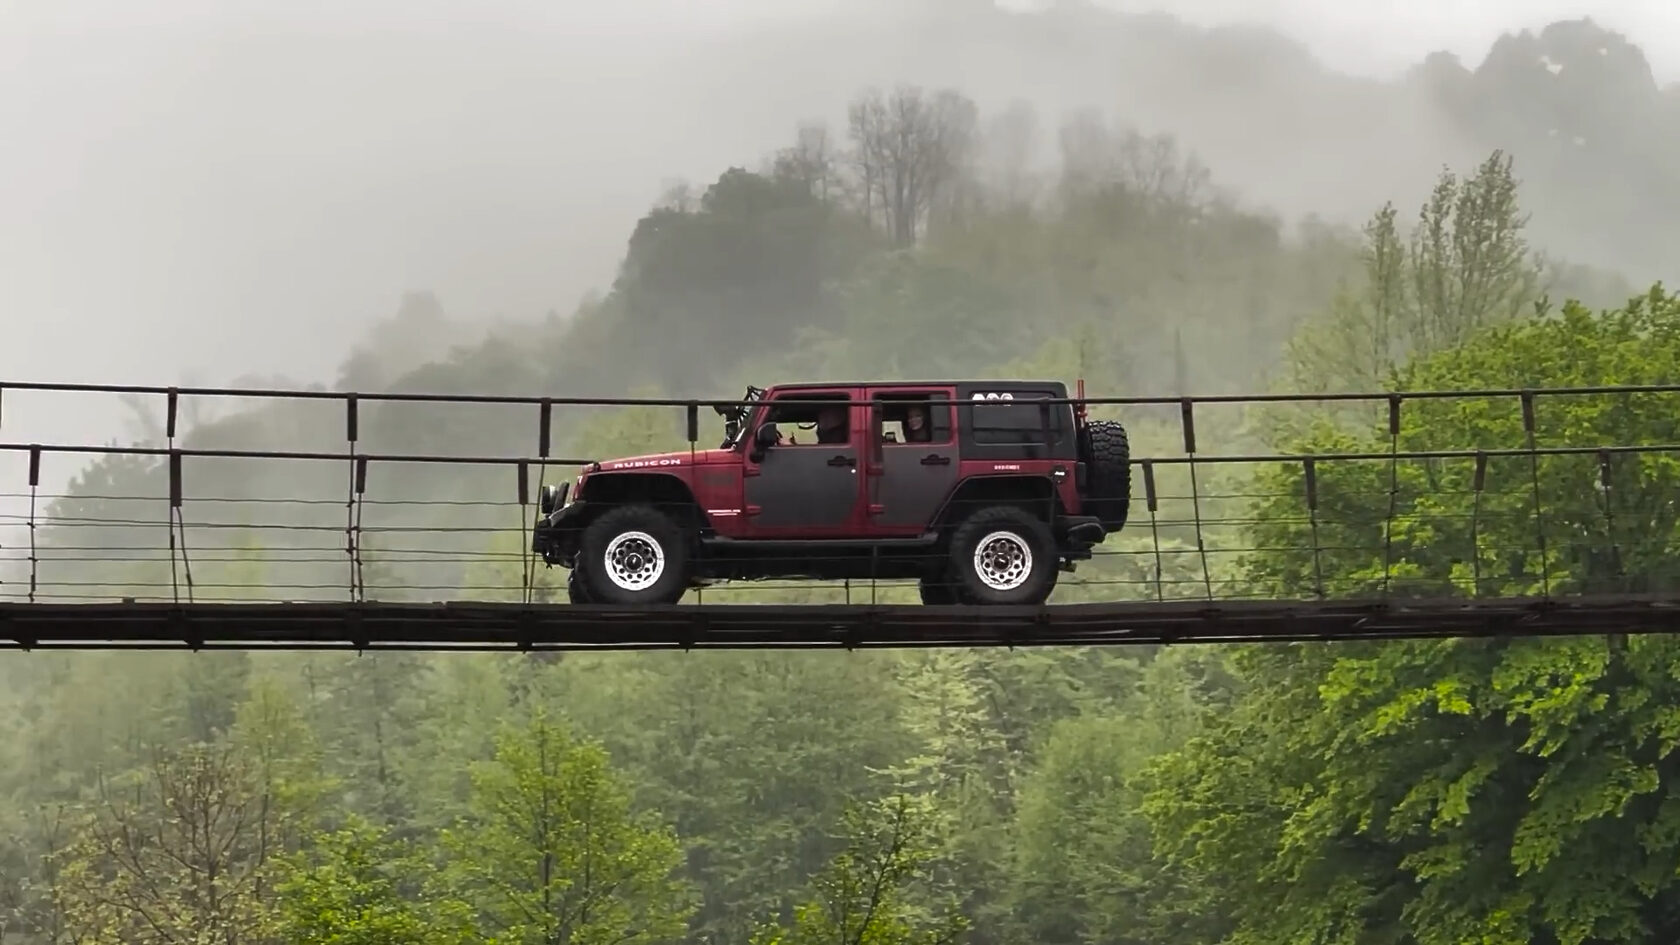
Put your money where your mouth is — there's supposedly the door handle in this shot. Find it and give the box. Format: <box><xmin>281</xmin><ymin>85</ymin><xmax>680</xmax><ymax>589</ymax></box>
<box><xmin>920</xmin><ymin>454</ymin><xmax>951</xmax><ymax>466</ymax></box>
<box><xmin>828</xmin><ymin>454</ymin><xmax>856</xmax><ymax>467</ymax></box>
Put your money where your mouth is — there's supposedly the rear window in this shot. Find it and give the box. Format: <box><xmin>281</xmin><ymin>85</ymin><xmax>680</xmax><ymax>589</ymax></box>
<box><xmin>967</xmin><ymin>392</ymin><xmax>1065</xmax><ymax>444</ymax></box>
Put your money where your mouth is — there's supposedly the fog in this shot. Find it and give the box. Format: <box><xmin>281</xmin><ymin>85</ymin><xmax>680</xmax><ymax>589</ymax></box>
<box><xmin>3</xmin><ymin>0</ymin><xmax>1677</xmax><ymax>459</ymax></box>
<box><xmin>1098</xmin><ymin>0</ymin><xmax>1678</xmax><ymax>79</ymax></box>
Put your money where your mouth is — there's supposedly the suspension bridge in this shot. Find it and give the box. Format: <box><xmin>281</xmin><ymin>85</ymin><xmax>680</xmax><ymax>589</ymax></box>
<box><xmin>3</xmin><ymin>379</ymin><xmax>1677</xmax><ymax>651</ymax></box>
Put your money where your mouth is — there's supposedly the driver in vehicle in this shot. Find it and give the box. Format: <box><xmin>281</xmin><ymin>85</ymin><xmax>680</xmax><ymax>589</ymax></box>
<box><xmin>775</xmin><ymin>403</ymin><xmax>849</xmax><ymax>446</ymax></box>
<box><xmin>815</xmin><ymin>405</ymin><xmax>848</xmax><ymax>444</ymax></box>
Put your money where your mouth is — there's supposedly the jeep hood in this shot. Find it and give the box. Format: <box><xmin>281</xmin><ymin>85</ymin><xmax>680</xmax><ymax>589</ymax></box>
<box><xmin>592</xmin><ymin>448</ymin><xmax>734</xmax><ymax>471</ymax></box>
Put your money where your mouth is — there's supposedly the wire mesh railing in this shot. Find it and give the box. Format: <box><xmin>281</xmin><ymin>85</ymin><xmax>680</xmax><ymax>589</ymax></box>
<box><xmin>2</xmin><ymin>379</ymin><xmax>1679</xmax><ymax>609</ymax></box>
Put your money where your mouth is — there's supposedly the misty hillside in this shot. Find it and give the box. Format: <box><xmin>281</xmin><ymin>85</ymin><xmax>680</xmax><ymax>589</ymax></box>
<box><xmin>886</xmin><ymin>4</ymin><xmax>1680</xmax><ymax>280</ymax></box>
<box><xmin>5</xmin><ymin>2</ymin><xmax>1677</xmax><ymax>417</ymax></box>
<box><xmin>329</xmin><ymin>8</ymin><xmax>1676</xmax><ymax>401</ymax></box>
<box><xmin>1410</xmin><ymin>15</ymin><xmax>1680</xmax><ymax>274</ymax></box>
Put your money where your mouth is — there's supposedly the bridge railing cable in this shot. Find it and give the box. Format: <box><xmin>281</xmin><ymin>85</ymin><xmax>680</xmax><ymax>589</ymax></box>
<box><xmin>0</xmin><ymin>443</ymin><xmax>1674</xmax><ymax>606</ymax></box>
<box><xmin>3</xmin><ymin>382</ymin><xmax>1680</xmax><ymax>611</ymax></box>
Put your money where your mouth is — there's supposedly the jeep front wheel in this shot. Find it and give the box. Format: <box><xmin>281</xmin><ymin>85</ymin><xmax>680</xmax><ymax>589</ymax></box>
<box><xmin>566</xmin><ymin>570</ymin><xmax>592</xmax><ymax>604</ymax></box>
<box><xmin>574</xmin><ymin>504</ymin><xmax>691</xmax><ymax>605</ymax></box>
<box><xmin>947</xmin><ymin>507</ymin><xmax>1056</xmax><ymax>605</ymax></box>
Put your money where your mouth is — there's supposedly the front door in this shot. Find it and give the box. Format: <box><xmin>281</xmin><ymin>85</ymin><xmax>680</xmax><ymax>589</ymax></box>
<box><xmin>867</xmin><ymin>387</ymin><xmax>959</xmax><ymax>535</ymax></box>
<box><xmin>742</xmin><ymin>388</ymin><xmax>865</xmax><ymax>535</ymax></box>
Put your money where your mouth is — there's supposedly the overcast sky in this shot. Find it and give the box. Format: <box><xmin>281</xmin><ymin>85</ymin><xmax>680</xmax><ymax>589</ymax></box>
<box><xmin>1</xmin><ymin>0</ymin><xmax>1675</xmax><ymax>474</ymax></box>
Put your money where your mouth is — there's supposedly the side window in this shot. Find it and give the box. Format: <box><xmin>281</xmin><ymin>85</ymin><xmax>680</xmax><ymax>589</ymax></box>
<box><xmin>760</xmin><ymin>391</ymin><xmax>851</xmax><ymax>447</ymax></box>
<box><xmin>966</xmin><ymin>391</ymin><xmax>1064</xmax><ymax>445</ymax></box>
<box><xmin>874</xmin><ymin>392</ymin><xmax>953</xmax><ymax>445</ymax></box>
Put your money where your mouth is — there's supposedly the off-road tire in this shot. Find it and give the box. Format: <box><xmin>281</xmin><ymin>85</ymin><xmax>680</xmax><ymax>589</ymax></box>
<box><xmin>1079</xmin><ymin>418</ymin><xmax>1131</xmax><ymax>532</ymax></box>
<box><xmin>574</xmin><ymin>503</ymin><xmax>691</xmax><ymax>605</ymax></box>
<box><xmin>918</xmin><ymin>570</ymin><xmax>963</xmax><ymax>605</ymax></box>
<box><xmin>947</xmin><ymin>506</ymin><xmax>1057</xmax><ymax>605</ymax></box>
<box><xmin>566</xmin><ymin>570</ymin><xmax>591</xmax><ymax>605</ymax></box>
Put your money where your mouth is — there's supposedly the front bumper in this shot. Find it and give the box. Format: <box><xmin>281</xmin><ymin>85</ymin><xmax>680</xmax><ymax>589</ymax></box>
<box><xmin>532</xmin><ymin>487</ymin><xmax>588</xmax><ymax>565</ymax></box>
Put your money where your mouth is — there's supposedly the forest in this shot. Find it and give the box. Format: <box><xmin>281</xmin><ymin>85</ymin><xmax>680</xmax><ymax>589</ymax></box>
<box><xmin>6</xmin><ymin>11</ymin><xmax>1680</xmax><ymax>945</ymax></box>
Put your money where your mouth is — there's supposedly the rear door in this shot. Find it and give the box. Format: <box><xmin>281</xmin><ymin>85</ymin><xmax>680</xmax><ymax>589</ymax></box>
<box><xmin>865</xmin><ymin>386</ymin><xmax>959</xmax><ymax>535</ymax></box>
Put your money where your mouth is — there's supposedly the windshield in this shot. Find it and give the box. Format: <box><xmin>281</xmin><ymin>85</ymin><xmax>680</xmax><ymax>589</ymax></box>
<box><xmin>718</xmin><ymin>385</ymin><xmax>765</xmax><ymax>448</ymax></box>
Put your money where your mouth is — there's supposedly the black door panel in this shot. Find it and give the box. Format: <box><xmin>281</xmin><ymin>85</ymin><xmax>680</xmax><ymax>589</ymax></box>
<box><xmin>746</xmin><ymin>447</ymin><xmax>860</xmax><ymax>530</ymax></box>
<box><xmin>873</xmin><ymin>444</ymin><xmax>958</xmax><ymax>529</ymax></box>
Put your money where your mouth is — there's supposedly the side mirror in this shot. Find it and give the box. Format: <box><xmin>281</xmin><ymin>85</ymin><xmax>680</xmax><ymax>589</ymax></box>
<box><xmin>538</xmin><ymin>482</ymin><xmax>566</xmax><ymax>515</ymax></box>
<box><xmin>750</xmin><ymin>422</ymin><xmax>779</xmax><ymax>460</ymax></box>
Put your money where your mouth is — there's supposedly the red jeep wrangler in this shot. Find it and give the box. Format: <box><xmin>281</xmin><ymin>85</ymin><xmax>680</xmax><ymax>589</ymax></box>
<box><xmin>531</xmin><ymin>381</ymin><xmax>1130</xmax><ymax>606</ymax></box>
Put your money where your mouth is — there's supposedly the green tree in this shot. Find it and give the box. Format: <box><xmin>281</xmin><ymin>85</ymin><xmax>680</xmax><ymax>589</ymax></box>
<box><xmin>1145</xmin><ymin>284</ymin><xmax>1680</xmax><ymax>945</ymax></box>
<box><xmin>231</xmin><ymin>674</ymin><xmax>336</xmax><ymax>849</ymax></box>
<box><xmin>273</xmin><ymin>818</ymin><xmax>460</xmax><ymax>945</ymax></box>
<box><xmin>1252</xmin><ymin>285</ymin><xmax>1680</xmax><ymax>602</ymax></box>
<box><xmin>287</xmin><ymin>651</ymin><xmax>431</xmax><ymax>830</ymax></box>
<box><xmin>1283</xmin><ymin>150</ymin><xmax>1544</xmax><ymax>407</ymax></box>
<box><xmin>437</xmin><ymin>711</ymin><xmax>693</xmax><ymax>945</ymax></box>
<box><xmin>392</xmin><ymin>655</ymin><xmax>529</xmax><ymax>836</ymax></box>
<box><xmin>1008</xmin><ymin>649</ymin><xmax>1235</xmax><ymax>945</ymax></box>
<box><xmin>753</xmin><ymin>794</ymin><xmax>966</xmax><ymax>945</ymax></box>
<box><xmin>610</xmin><ymin>165</ymin><xmax>874</xmax><ymax>393</ymax></box>
<box><xmin>570</xmin><ymin>651</ymin><xmax>915</xmax><ymax>942</ymax></box>
<box><xmin>883</xmin><ymin>647</ymin><xmax>1160</xmax><ymax>941</ymax></box>
<box><xmin>52</xmin><ymin>742</ymin><xmax>283</xmax><ymax>944</ymax></box>
<box><xmin>820</xmin><ymin>252</ymin><xmax>1034</xmax><ymax>381</ymax></box>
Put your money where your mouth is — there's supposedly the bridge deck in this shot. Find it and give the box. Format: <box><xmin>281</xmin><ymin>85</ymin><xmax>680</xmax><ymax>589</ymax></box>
<box><xmin>3</xmin><ymin>596</ymin><xmax>1677</xmax><ymax>650</ymax></box>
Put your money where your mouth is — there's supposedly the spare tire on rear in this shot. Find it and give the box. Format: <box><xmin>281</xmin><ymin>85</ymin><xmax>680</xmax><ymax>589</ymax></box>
<box><xmin>1078</xmin><ymin>418</ymin><xmax>1131</xmax><ymax>532</ymax></box>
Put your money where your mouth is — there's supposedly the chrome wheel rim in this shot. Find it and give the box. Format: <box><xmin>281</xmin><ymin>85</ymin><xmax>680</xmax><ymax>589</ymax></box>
<box><xmin>604</xmin><ymin>531</ymin><xmax>664</xmax><ymax>591</ymax></box>
<box><xmin>973</xmin><ymin>530</ymin><xmax>1032</xmax><ymax>591</ymax></box>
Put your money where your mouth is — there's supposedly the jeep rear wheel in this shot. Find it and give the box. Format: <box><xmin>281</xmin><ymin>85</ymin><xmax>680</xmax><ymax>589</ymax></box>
<box><xmin>1079</xmin><ymin>418</ymin><xmax>1131</xmax><ymax>532</ymax></box>
<box><xmin>948</xmin><ymin>507</ymin><xmax>1056</xmax><ymax>605</ymax></box>
<box><xmin>574</xmin><ymin>504</ymin><xmax>691</xmax><ymax>605</ymax></box>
